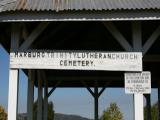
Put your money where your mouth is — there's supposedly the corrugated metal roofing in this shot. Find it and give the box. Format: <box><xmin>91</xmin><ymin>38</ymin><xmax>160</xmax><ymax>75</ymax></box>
<box><xmin>0</xmin><ymin>0</ymin><xmax>160</xmax><ymax>12</ymax></box>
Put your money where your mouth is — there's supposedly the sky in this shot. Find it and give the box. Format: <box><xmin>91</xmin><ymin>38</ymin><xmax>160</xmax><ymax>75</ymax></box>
<box><xmin>0</xmin><ymin>44</ymin><xmax>158</xmax><ymax>120</ymax></box>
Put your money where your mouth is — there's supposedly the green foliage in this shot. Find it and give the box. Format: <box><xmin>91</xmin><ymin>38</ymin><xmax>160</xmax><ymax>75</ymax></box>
<box><xmin>48</xmin><ymin>101</ymin><xmax>54</xmax><ymax>120</ymax></box>
<box><xmin>100</xmin><ymin>103</ymin><xmax>124</xmax><ymax>120</ymax></box>
<box><xmin>144</xmin><ymin>102</ymin><xmax>158</xmax><ymax>120</ymax></box>
<box><xmin>0</xmin><ymin>105</ymin><xmax>7</xmax><ymax>120</ymax></box>
<box><xmin>33</xmin><ymin>100</ymin><xmax>54</xmax><ymax>120</ymax></box>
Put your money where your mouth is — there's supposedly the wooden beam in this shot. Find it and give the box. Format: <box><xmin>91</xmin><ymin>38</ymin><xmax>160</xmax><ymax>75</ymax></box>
<box><xmin>143</xmin><ymin>55</ymin><xmax>160</xmax><ymax>62</ymax></box>
<box><xmin>98</xmin><ymin>87</ymin><xmax>105</xmax><ymax>97</ymax></box>
<box><xmin>11</xmin><ymin>23</ymin><xmax>20</xmax><ymax>51</ymax></box>
<box><xmin>19</xmin><ymin>22</ymin><xmax>49</xmax><ymax>50</ymax></box>
<box><xmin>98</xmin><ymin>82</ymin><xmax>110</xmax><ymax>97</ymax></box>
<box><xmin>21</xmin><ymin>23</ymin><xmax>29</xmax><ymax>41</ymax></box>
<box><xmin>48</xmin><ymin>88</ymin><xmax>56</xmax><ymax>98</ymax></box>
<box><xmin>132</xmin><ymin>21</ymin><xmax>142</xmax><ymax>52</ymax></box>
<box><xmin>143</xmin><ymin>25</ymin><xmax>160</xmax><ymax>55</ymax></box>
<box><xmin>81</xmin><ymin>81</ymin><xmax>95</xmax><ymax>97</ymax></box>
<box><xmin>48</xmin><ymin>76</ymin><xmax>123</xmax><ymax>81</ymax></box>
<box><xmin>35</xmin><ymin>23</ymin><xmax>68</xmax><ymax>47</ymax></box>
<box><xmin>47</xmin><ymin>81</ymin><xmax>61</xmax><ymax>98</ymax></box>
<box><xmin>103</xmin><ymin>22</ymin><xmax>133</xmax><ymax>51</ymax></box>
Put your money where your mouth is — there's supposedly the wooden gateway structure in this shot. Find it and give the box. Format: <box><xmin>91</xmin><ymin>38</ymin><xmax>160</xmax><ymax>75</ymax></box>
<box><xmin>0</xmin><ymin>0</ymin><xmax>160</xmax><ymax>120</ymax></box>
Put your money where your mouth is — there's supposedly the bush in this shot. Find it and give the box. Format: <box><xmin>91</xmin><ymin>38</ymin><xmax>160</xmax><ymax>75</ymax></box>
<box><xmin>0</xmin><ymin>105</ymin><xmax>7</xmax><ymax>120</ymax></box>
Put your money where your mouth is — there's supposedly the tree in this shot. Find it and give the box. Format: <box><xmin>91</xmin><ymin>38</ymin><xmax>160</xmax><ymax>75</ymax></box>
<box><xmin>33</xmin><ymin>100</ymin><xmax>54</xmax><ymax>120</ymax></box>
<box><xmin>100</xmin><ymin>103</ymin><xmax>124</xmax><ymax>120</ymax></box>
<box><xmin>0</xmin><ymin>105</ymin><xmax>7</xmax><ymax>120</ymax></box>
<box><xmin>47</xmin><ymin>101</ymin><xmax>54</xmax><ymax>120</ymax></box>
<box><xmin>144</xmin><ymin>102</ymin><xmax>158</xmax><ymax>120</ymax></box>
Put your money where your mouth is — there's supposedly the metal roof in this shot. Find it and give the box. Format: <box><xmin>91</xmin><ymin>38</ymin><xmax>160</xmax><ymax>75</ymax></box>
<box><xmin>0</xmin><ymin>0</ymin><xmax>160</xmax><ymax>12</ymax></box>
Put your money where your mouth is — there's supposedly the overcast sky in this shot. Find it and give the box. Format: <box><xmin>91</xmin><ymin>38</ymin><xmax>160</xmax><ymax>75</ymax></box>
<box><xmin>0</xmin><ymin>45</ymin><xmax>158</xmax><ymax>120</ymax></box>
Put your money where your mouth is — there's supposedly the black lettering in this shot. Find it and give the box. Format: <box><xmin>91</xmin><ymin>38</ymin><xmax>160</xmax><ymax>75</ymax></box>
<box><xmin>103</xmin><ymin>54</ymin><xmax>107</xmax><ymax>59</ymax></box>
<box><xmin>19</xmin><ymin>53</ymin><xmax>23</xmax><ymax>57</ymax></box>
<box><xmin>73</xmin><ymin>61</ymin><xmax>76</xmax><ymax>66</ymax></box>
<box><xmin>95</xmin><ymin>53</ymin><xmax>98</xmax><ymax>59</ymax></box>
<box><xmin>115</xmin><ymin>54</ymin><xmax>120</xmax><ymax>59</ymax></box>
<box><xmin>60</xmin><ymin>60</ymin><xmax>63</xmax><ymax>66</ymax></box>
<box><xmin>60</xmin><ymin>53</ymin><xmax>63</xmax><ymax>58</ymax></box>
<box><xmin>14</xmin><ymin>52</ymin><xmax>18</xmax><ymax>58</ymax></box>
<box><xmin>73</xmin><ymin>53</ymin><xmax>76</xmax><ymax>58</ymax></box>
<box><xmin>24</xmin><ymin>52</ymin><xmax>27</xmax><ymax>57</ymax></box>
<box><xmin>121</xmin><ymin>54</ymin><xmax>124</xmax><ymax>59</ymax></box>
<box><xmin>125</xmin><ymin>54</ymin><xmax>128</xmax><ymax>59</ymax></box>
<box><xmin>69</xmin><ymin>52</ymin><xmax>72</xmax><ymax>58</ymax></box>
<box><xmin>86</xmin><ymin>53</ymin><xmax>89</xmax><ymax>58</ymax></box>
<box><xmin>64</xmin><ymin>60</ymin><xmax>67</xmax><ymax>66</ymax></box>
<box><xmin>42</xmin><ymin>52</ymin><xmax>45</xmax><ymax>58</ymax></box>
<box><xmin>82</xmin><ymin>61</ymin><xmax>85</xmax><ymax>66</ymax></box>
<box><xmin>47</xmin><ymin>52</ymin><xmax>50</xmax><ymax>57</ymax></box>
<box><xmin>37</xmin><ymin>52</ymin><xmax>40</xmax><ymax>58</ymax></box>
<box><xmin>90</xmin><ymin>61</ymin><xmax>94</xmax><ymax>66</ymax></box>
<box><xmin>51</xmin><ymin>52</ymin><xmax>54</xmax><ymax>58</ymax></box>
<box><xmin>77</xmin><ymin>53</ymin><xmax>81</xmax><ymax>58</ymax></box>
<box><xmin>68</xmin><ymin>61</ymin><xmax>72</xmax><ymax>66</ymax></box>
<box><xmin>82</xmin><ymin>53</ymin><xmax>85</xmax><ymax>58</ymax></box>
<box><xmin>99</xmin><ymin>53</ymin><xmax>102</xmax><ymax>59</ymax></box>
<box><xmin>90</xmin><ymin>53</ymin><xmax>94</xmax><ymax>59</ymax></box>
<box><xmin>32</xmin><ymin>52</ymin><xmax>36</xmax><ymax>58</ymax></box>
<box><xmin>86</xmin><ymin>61</ymin><xmax>89</xmax><ymax>66</ymax></box>
<box><xmin>133</xmin><ymin>54</ymin><xmax>138</xmax><ymax>59</ymax></box>
<box><xmin>28</xmin><ymin>52</ymin><xmax>31</xmax><ymax>58</ymax></box>
<box><xmin>77</xmin><ymin>61</ymin><xmax>81</xmax><ymax>66</ymax></box>
<box><xmin>107</xmin><ymin>54</ymin><xmax>111</xmax><ymax>59</ymax></box>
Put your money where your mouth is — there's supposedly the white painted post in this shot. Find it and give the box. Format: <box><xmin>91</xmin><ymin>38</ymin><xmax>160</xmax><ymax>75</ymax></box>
<box><xmin>134</xmin><ymin>94</ymin><xmax>144</xmax><ymax>120</ymax></box>
<box><xmin>27</xmin><ymin>70</ymin><xmax>34</xmax><ymax>120</ymax></box>
<box><xmin>8</xmin><ymin>23</ymin><xmax>20</xmax><ymax>120</ymax></box>
<box><xmin>37</xmin><ymin>70</ymin><xmax>42</xmax><ymax>120</ymax></box>
<box><xmin>8</xmin><ymin>69</ymin><xmax>19</xmax><ymax>120</ymax></box>
<box><xmin>44</xmin><ymin>79</ymin><xmax>48</xmax><ymax>120</ymax></box>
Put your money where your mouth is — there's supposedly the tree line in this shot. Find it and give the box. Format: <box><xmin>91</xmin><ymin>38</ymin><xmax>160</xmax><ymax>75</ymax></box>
<box><xmin>1</xmin><ymin>101</ymin><xmax>159</xmax><ymax>120</ymax></box>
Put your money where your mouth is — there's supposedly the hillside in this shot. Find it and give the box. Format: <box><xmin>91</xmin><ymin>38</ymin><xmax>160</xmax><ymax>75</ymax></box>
<box><xmin>18</xmin><ymin>113</ymin><xmax>92</xmax><ymax>120</ymax></box>
<box><xmin>54</xmin><ymin>113</ymin><xmax>92</xmax><ymax>120</ymax></box>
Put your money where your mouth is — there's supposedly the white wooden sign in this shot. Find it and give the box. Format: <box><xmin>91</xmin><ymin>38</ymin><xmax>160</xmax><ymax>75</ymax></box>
<box><xmin>125</xmin><ymin>72</ymin><xmax>151</xmax><ymax>94</ymax></box>
<box><xmin>10</xmin><ymin>50</ymin><xmax>142</xmax><ymax>71</ymax></box>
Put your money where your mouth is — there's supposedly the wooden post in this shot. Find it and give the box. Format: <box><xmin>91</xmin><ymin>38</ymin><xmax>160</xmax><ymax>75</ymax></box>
<box><xmin>132</xmin><ymin>21</ymin><xmax>144</xmax><ymax>120</ymax></box>
<box><xmin>43</xmin><ymin>72</ymin><xmax>48</xmax><ymax>120</ymax></box>
<box><xmin>145</xmin><ymin>94</ymin><xmax>151</xmax><ymax>120</ymax></box>
<box><xmin>158</xmin><ymin>81</ymin><xmax>160</xmax><ymax>120</ymax></box>
<box><xmin>8</xmin><ymin>23</ymin><xmax>20</xmax><ymax>120</ymax></box>
<box><xmin>27</xmin><ymin>70</ymin><xmax>34</xmax><ymax>120</ymax></box>
<box><xmin>82</xmin><ymin>80</ymin><xmax>108</xmax><ymax>120</ymax></box>
<box><xmin>94</xmin><ymin>87</ymin><xmax>99</xmax><ymax>120</ymax></box>
<box><xmin>37</xmin><ymin>70</ymin><xmax>43</xmax><ymax>120</ymax></box>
